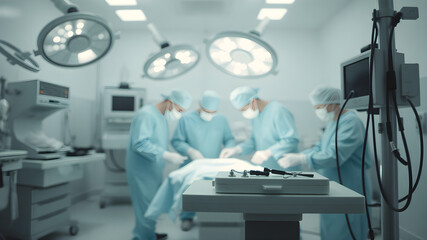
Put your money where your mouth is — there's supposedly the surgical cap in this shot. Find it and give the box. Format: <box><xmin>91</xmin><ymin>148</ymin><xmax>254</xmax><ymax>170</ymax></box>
<box><xmin>163</xmin><ymin>90</ymin><xmax>193</xmax><ymax>109</ymax></box>
<box><xmin>229</xmin><ymin>87</ymin><xmax>259</xmax><ymax>109</ymax></box>
<box><xmin>200</xmin><ymin>90</ymin><xmax>220</xmax><ymax>111</ymax></box>
<box><xmin>309</xmin><ymin>86</ymin><xmax>342</xmax><ymax>106</ymax></box>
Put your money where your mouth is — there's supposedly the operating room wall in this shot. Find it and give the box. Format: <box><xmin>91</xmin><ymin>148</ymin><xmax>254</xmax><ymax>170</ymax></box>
<box><xmin>318</xmin><ymin>0</ymin><xmax>427</xmax><ymax>239</ymax></box>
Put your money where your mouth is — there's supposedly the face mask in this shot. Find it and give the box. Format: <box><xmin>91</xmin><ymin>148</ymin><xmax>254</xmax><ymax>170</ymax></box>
<box><xmin>165</xmin><ymin>103</ymin><xmax>182</xmax><ymax>121</ymax></box>
<box><xmin>315</xmin><ymin>107</ymin><xmax>335</xmax><ymax>122</ymax></box>
<box><xmin>200</xmin><ymin>110</ymin><xmax>216</xmax><ymax>122</ymax></box>
<box><xmin>242</xmin><ymin>103</ymin><xmax>259</xmax><ymax>119</ymax></box>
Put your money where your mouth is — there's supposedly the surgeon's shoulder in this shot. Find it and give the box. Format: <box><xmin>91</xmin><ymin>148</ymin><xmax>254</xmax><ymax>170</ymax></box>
<box><xmin>135</xmin><ymin>105</ymin><xmax>158</xmax><ymax>121</ymax></box>
<box><xmin>341</xmin><ymin>111</ymin><xmax>364</xmax><ymax>129</ymax></box>
<box><xmin>181</xmin><ymin>110</ymin><xmax>199</xmax><ymax>121</ymax></box>
<box><xmin>270</xmin><ymin>101</ymin><xmax>292</xmax><ymax>116</ymax></box>
<box><xmin>214</xmin><ymin>112</ymin><xmax>228</xmax><ymax>122</ymax></box>
<box><xmin>138</xmin><ymin>105</ymin><xmax>153</xmax><ymax>114</ymax></box>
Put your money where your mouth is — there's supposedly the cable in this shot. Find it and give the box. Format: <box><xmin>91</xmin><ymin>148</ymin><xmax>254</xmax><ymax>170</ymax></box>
<box><xmin>103</xmin><ymin>150</ymin><xmax>125</xmax><ymax>173</ymax></box>
<box><xmin>361</xmin><ymin>111</ymin><xmax>375</xmax><ymax>240</ymax></box>
<box><xmin>401</xmin><ymin>98</ymin><xmax>425</xmax><ymax>200</ymax></box>
<box><xmin>384</xmin><ymin>11</ymin><xmax>409</xmax><ymax>167</ymax></box>
<box><xmin>64</xmin><ymin>110</ymin><xmax>75</xmax><ymax>147</ymax></box>
<box><xmin>370</xmin><ymin>11</ymin><xmax>424</xmax><ymax>207</ymax></box>
<box><xmin>104</xmin><ymin>158</ymin><xmax>122</xmax><ymax>173</ymax></box>
<box><xmin>391</xmin><ymin>93</ymin><xmax>414</xmax><ymax>206</ymax></box>
<box><xmin>357</xmin><ymin>11</ymin><xmax>378</xmax><ymax>239</ymax></box>
<box><xmin>335</xmin><ymin>90</ymin><xmax>356</xmax><ymax>240</ymax></box>
<box><xmin>366</xmin><ymin>10</ymin><xmax>415</xmax><ymax>212</ymax></box>
<box><xmin>109</xmin><ymin>150</ymin><xmax>126</xmax><ymax>172</ymax></box>
<box><xmin>367</xmin><ymin>48</ymin><xmax>424</xmax><ymax>209</ymax></box>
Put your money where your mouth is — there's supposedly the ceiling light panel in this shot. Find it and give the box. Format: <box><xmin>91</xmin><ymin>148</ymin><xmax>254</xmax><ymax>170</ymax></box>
<box><xmin>257</xmin><ymin>8</ymin><xmax>287</xmax><ymax>20</ymax></box>
<box><xmin>106</xmin><ymin>0</ymin><xmax>137</xmax><ymax>6</ymax></box>
<box><xmin>266</xmin><ymin>0</ymin><xmax>295</xmax><ymax>4</ymax></box>
<box><xmin>115</xmin><ymin>9</ymin><xmax>146</xmax><ymax>21</ymax></box>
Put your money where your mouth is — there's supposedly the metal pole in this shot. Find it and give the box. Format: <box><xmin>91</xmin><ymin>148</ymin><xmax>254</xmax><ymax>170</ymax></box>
<box><xmin>51</xmin><ymin>0</ymin><xmax>78</xmax><ymax>14</ymax></box>
<box><xmin>253</xmin><ymin>18</ymin><xmax>270</xmax><ymax>36</ymax></box>
<box><xmin>378</xmin><ymin>0</ymin><xmax>399</xmax><ymax>239</ymax></box>
<box><xmin>147</xmin><ymin>23</ymin><xmax>169</xmax><ymax>48</ymax></box>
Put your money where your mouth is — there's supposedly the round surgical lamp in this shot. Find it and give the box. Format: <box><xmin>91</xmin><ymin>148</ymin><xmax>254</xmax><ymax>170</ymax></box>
<box><xmin>34</xmin><ymin>0</ymin><xmax>114</xmax><ymax>67</ymax></box>
<box><xmin>143</xmin><ymin>23</ymin><xmax>200</xmax><ymax>80</ymax></box>
<box><xmin>0</xmin><ymin>39</ymin><xmax>40</xmax><ymax>72</ymax></box>
<box><xmin>205</xmin><ymin>18</ymin><xmax>278</xmax><ymax>78</ymax></box>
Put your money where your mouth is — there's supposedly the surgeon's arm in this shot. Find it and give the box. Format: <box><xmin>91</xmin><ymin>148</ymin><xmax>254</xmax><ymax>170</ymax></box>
<box><xmin>268</xmin><ymin>109</ymin><xmax>300</xmax><ymax>159</ymax></box>
<box><xmin>171</xmin><ymin>119</ymin><xmax>192</xmax><ymax>156</ymax></box>
<box><xmin>239</xmin><ymin>130</ymin><xmax>256</xmax><ymax>156</ymax></box>
<box><xmin>306</xmin><ymin>118</ymin><xmax>364</xmax><ymax>170</ymax></box>
<box><xmin>131</xmin><ymin>114</ymin><xmax>165</xmax><ymax>161</ymax></box>
<box><xmin>223</xmin><ymin>119</ymin><xmax>236</xmax><ymax>148</ymax></box>
<box><xmin>301</xmin><ymin>141</ymin><xmax>321</xmax><ymax>155</ymax></box>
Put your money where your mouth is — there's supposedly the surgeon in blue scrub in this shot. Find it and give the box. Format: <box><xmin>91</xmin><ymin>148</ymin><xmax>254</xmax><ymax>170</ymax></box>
<box><xmin>220</xmin><ymin>87</ymin><xmax>299</xmax><ymax>171</ymax></box>
<box><xmin>126</xmin><ymin>90</ymin><xmax>192</xmax><ymax>240</ymax></box>
<box><xmin>277</xmin><ymin>86</ymin><xmax>372</xmax><ymax>240</ymax></box>
<box><xmin>171</xmin><ymin>90</ymin><xmax>235</xmax><ymax>231</ymax></box>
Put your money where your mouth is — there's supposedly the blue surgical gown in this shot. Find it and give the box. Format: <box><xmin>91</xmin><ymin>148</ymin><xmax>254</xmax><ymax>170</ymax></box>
<box><xmin>171</xmin><ymin>110</ymin><xmax>236</xmax><ymax>160</ymax></box>
<box><xmin>126</xmin><ymin>105</ymin><xmax>168</xmax><ymax>240</ymax></box>
<box><xmin>303</xmin><ymin>111</ymin><xmax>372</xmax><ymax>240</ymax></box>
<box><xmin>239</xmin><ymin>101</ymin><xmax>300</xmax><ymax>170</ymax></box>
<box><xmin>171</xmin><ymin>110</ymin><xmax>236</xmax><ymax>220</ymax></box>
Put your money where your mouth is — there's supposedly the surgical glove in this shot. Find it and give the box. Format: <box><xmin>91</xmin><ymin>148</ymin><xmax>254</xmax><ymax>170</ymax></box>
<box><xmin>163</xmin><ymin>151</ymin><xmax>187</xmax><ymax>165</ymax></box>
<box><xmin>187</xmin><ymin>148</ymin><xmax>204</xmax><ymax>160</ymax></box>
<box><xmin>251</xmin><ymin>149</ymin><xmax>272</xmax><ymax>165</ymax></box>
<box><xmin>219</xmin><ymin>146</ymin><xmax>242</xmax><ymax>158</ymax></box>
<box><xmin>278</xmin><ymin>153</ymin><xmax>306</xmax><ymax>169</ymax></box>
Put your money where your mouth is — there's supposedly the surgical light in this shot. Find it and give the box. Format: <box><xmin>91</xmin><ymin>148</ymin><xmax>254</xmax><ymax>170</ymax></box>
<box><xmin>143</xmin><ymin>23</ymin><xmax>200</xmax><ymax>80</ymax></box>
<box><xmin>34</xmin><ymin>0</ymin><xmax>114</xmax><ymax>67</ymax></box>
<box><xmin>0</xmin><ymin>39</ymin><xmax>40</xmax><ymax>72</ymax></box>
<box><xmin>205</xmin><ymin>18</ymin><xmax>278</xmax><ymax>78</ymax></box>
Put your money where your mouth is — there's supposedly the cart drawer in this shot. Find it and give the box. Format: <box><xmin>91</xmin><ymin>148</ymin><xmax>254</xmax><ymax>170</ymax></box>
<box><xmin>32</xmin><ymin>195</ymin><xmax>70</xmax><ymax>219</ymax></box>
<box><xmin>31</xmin><ymin>209</ymin><xmax>69</xmax><ymax>235</ymax></box>
<box><xmin>18</xmin><ymin>164</ymin><xmax>83</xmax><ymax>187</ymax></box>
<box><xmin>32</xmin><ymin>183</ymin><xmax>70</xmax><ymax>203</ymax></box>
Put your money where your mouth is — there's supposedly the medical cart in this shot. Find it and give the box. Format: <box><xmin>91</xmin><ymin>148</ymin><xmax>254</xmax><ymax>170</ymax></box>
<box><xmin>0</xmin><ymin>153</ymin><xmax>105</xmax><ymax>240</ymax></box>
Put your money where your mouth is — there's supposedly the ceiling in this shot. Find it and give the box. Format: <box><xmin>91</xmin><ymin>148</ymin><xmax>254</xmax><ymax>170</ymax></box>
<box><xmin>71</xmin><ymin>0</ymin><xmax>353</xmax><ymax>32</ymax></box>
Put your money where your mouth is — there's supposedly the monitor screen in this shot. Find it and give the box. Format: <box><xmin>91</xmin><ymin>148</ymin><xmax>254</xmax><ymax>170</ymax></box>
<box><xmin>343</xmin><ymin>57</ymin><xmax>370</xmax><ymax>98</ymax></box>
<box><xmin>112</xmin><ymin>96</ymin><xmax>135</xmax><ymax>111</ymax></box>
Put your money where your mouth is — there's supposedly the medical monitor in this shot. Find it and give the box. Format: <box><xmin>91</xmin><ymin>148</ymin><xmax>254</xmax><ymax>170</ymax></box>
<box><xmin>343</xmin><ymin>58</ymin><xmax>370</xmax><ymax>99</ymax></box>
<box><xmin>112</xmin><ymin>96</ymin><xmax>135</xmax><ymax>112</ymax></box>
<box><xmin>103</xmin><ymin>88</ymin><xmax>146</xmax><ymax>119</ymax></box>
<box><xmin>340</xmin><ymin>49</ymin><xmax>385</xmax><ymax>110</ymax></box>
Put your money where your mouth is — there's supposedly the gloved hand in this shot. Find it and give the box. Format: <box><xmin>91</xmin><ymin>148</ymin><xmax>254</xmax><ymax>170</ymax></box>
<box><xmin>251</xmin><ymin>149</ymin><xmax>272</xmax><ymax>165</ymax></box>
<box><xmin>187</xmin><ymin>148</ymin><xmax>204</xmax><ymax>160</ymax></box>
<box><xmin>163</xmin><ymin>151</ymin><xmax>187</xmax><ymax>165</ymax></box>
<box><xmin>278</xmin><ymin>153</ymin><xmax>306</xmax><ymax>169</ymax></box>
<box><xmin>219</xmin><ymin>146</ymin><xmax>242</xmax><ymax>158</ymax></box>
